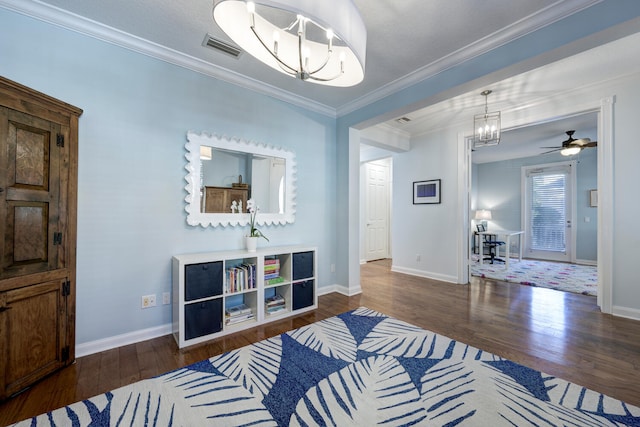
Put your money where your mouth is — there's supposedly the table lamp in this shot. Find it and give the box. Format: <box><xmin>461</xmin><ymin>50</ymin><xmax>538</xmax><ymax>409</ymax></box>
<box><xmin>474</xmin><ymin>209</ymin><xmax>492</xmax><ymax>228</ymax></box>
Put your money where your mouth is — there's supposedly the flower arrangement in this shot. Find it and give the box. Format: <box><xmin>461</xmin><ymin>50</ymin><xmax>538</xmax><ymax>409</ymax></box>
<box><xmin>246</xmin><ymin>199</ymin><xmax>269</xmax><ymax>241</ymax></box>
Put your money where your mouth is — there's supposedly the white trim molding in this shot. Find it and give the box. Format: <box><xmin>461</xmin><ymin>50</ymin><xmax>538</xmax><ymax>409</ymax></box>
<box><xmin>391</xmin><ymin>265</ymin><xmax>458</xmax><ymax>284</ymax></box>
<box><xmin>597</xmin><ymin>96</ymin><xmax>614</xmax><ymax>313</ymax></box>
<box><xmin>318</xmin><ymin>284</ymin><xmax>362</xmax><ymax>297</ymax></box>
<box><xmin>76</xmin><ymin>324</ymin><xmax>172</xmax><ymax>358</ymax></box>
<box><xmin>612</xmin><ymin>305</ymin><xmax>640</xmax><ymax>322</ymax></box>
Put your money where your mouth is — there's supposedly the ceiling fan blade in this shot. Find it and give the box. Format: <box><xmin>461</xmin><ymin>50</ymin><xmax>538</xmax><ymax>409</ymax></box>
<box><xmin>584</xmin><ymin>141</ymin><xmax>597</xmax><ymax>147</ymax></box>
<box><xmin>540</xmin><ymin>146</ymin><xmax>562</xmax><ymax>149</ymax></box>
<box><xmin>540</xmin><ymin>148</ymin><xmax>562</xmax><ymax>155</ymax></box>
<box><xmin>574</xmin><ymin>137</ymin><xmax>592</xmax><ymax>146</ymax></box>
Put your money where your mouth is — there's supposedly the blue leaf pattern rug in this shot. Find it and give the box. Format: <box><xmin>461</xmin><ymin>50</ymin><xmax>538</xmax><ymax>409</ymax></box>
<box><xmin>12</xmin><ymin>307</ymin><xmax>640</xmax><ymax>426</ymax></box>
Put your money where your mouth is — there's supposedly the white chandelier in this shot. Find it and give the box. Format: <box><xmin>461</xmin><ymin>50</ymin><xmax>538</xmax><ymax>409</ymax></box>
<box><xmin>473</xmin><ymin>90</ymin><xmax>501</xmax><ymax>147</ymax></box>
<box><xmin>212</xmin><ymin>0</ymin><xmax>367</xmax><ymax>87</ymax></box>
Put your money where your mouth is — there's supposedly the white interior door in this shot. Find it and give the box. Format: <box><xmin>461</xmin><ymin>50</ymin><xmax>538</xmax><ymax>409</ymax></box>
<box><xmin>365</xmin><ymin>160</ymin><xmax>390</xmax><ymax>261</ymax></box>
<box><xmin>522</xmin><ymin>162</ymin><xmax>576</xmax><ymax>262</ymax></box>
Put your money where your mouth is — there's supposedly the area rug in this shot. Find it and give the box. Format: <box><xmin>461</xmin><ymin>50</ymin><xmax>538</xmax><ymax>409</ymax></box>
<box><xmin>12</xmin><ymin>307</ymin><xmax>638</xmax><ymax>426</ymax></box>
<box><xmin>471</xmin><ymin>258</ymin><xmax>598</xmax><ymax>296</ymax></box>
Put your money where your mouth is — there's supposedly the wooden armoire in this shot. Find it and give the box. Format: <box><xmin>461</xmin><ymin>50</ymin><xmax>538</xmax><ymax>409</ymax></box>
<box><xmin>0</xmin><ymin>76</ymin><xmax>82</xmax><ymax>400</ymax></box>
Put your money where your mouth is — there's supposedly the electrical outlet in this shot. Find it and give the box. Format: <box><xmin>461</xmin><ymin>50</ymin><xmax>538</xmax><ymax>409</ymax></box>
<box><xmin>330</xmin><ymin>263</ymin><xmax>335</xmax><ymax>273</ymax></box>
<box><xmin>416</xmin><ymin>254</ymin><xmax>421</xmax><ymax>262</ymax></box>
<box><xmin>141</xmin><ymin>294</ymin><xmax>156</xmax><ymax>309</ymax></box>
<box><xmin>163</xmin><ymin>292</ymin><xmax>171</xmax><ymax>305</ymax></box>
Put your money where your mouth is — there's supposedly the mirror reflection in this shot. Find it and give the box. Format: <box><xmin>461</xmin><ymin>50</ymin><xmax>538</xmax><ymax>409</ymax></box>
<box><xmin>184</xmin><ymin>132</ymin><xmax>296</xmax><ymax>228</ymax></box>
<box><xmin>200</xmin><ymin>147</ymin><xmax>286</xmax><ymax>214</ymax></box>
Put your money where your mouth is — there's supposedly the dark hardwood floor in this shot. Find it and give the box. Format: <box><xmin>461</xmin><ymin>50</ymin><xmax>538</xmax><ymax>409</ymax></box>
<box><xmin>2</xmin><ymin>259</ymin><xmax>640</xmax><ymax>425</ymax></box>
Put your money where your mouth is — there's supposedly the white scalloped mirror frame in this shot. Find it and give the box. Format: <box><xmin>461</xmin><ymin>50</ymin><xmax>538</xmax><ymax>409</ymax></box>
<box><xmin>184</xmin><ymin>131</ymin><xmax>296</xmax><ymax>227</ymax></box>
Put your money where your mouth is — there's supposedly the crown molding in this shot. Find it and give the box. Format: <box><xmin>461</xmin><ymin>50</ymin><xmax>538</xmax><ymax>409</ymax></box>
<box><xmin>335</xmin><ymin>0</ymin><xmax>602</xmax><ymax>117</ymax></box>
<box><xmin>0</xmin><ymin>0</ymin><xmax>337</xmax><ymax>117</ymax></box>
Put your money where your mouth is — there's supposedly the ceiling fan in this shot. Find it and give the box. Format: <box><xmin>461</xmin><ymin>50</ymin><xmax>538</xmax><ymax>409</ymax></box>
<box><xmin>541</xmin><ymin>130</ymin><xmax>597</xmax><ymax>156</ymax></box>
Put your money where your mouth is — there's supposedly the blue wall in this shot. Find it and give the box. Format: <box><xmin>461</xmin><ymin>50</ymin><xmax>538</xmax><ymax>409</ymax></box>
<box><xmin>0</xmin><ymin>9</ymin><xmax>337</xmax><ymax>345</ymax></box>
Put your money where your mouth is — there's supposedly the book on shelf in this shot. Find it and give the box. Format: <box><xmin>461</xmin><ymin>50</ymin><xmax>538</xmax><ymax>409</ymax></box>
<box><xmin>226</xmin><ymin>263</ymin><xmax>257</xmax><ymax>293</ymax></box>
<box><xmin>226</xmin><ymin>313</ymin><xmax>255</xmax><ymax>325</ymax></box>
<box><xmin>264</xmin><ymin>264</ymin><xmax>279</xmax><ymax>272</ymax></box>
<box><xmin>264</xmin><ymin>272</ymin><xmax>280</xmax><ymax>280</ymax></box>
<box><xmin>225</xmin><ymin>303</ymin><xmax>255</xmax><ymax>325</ymax></box>
<box><xmin>264</xmin><ymin>258</ymin><xmax>280</xmax><ymax>266</ymax></box>
<box><xmin>266</xmin><ymin>306</ymin><xmax>286</xmax><ymax>315</ymax></box>
<box><xmin>265</xmin><ymin>276</ymin><xmax>285</xmax><ymax>286</ymax></box>
<box><xmin>225</xmin><ymin>303</ymin><xmax>252</xmax><ymax>317</ymax></box>
<box><xmin>265</xmin><ymin>294</ymin><xmax>285</xmax><ymax>307</ymax></box>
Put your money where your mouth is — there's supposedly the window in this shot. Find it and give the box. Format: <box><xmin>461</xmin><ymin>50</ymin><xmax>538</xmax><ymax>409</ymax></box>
<box><xmin>522</xmin><ymin>162</ymin><xmax>574</xmax><ymax>262</ymax></box>
<box><xmin>529</xmin><ymin>173</ymin><xmax>566</xmax><ymax>252</ymax></box>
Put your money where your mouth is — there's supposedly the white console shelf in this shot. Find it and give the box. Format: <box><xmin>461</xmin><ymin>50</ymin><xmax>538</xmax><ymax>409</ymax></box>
<box><xmin>172</xmin><ymin>245</ymin><xmax>317</xmax><ymax>348</ymax></box>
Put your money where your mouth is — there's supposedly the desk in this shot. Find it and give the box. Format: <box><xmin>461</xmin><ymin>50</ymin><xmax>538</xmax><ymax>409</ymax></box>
<box><xmin>478</xmin><ymin>230</ymin><xmax>524</xmax><ymax>269</ymax></box>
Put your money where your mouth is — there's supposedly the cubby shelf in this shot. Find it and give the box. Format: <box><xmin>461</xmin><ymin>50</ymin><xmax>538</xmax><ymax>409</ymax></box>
<box><xmin>172</xmin><ymin>245</ymin><xmax>316</xmax><ymax>348</ymax></box>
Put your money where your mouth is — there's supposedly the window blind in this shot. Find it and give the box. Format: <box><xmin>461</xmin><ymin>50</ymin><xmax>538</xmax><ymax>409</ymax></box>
<box><xmin>529</xmin><ymin>173</ymin><xmax>567</xmax><ymax>252</ymax></box>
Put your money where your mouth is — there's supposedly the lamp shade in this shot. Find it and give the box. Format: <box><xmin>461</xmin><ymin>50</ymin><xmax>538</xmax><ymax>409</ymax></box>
<box><xmin>474</xmin><ymin>209</ymin><xmax>492</xmax><ymax>220</ymax></box>
<box><xmin>212</xmin><ymin>0</ymin><xmax>367</xmax><ymax>86</ymax></box>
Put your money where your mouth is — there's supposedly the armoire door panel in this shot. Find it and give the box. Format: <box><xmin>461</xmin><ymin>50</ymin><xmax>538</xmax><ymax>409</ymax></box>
<box><xmin>12</xmin><ymin>122</ymin><xmax>50</xmax><ymax>190</ymax></box>
<box><xmin>1</xmin><ymin>279</ymin><xmax>66</xmax><ymax>396</ymax></box>
<box><xmin>1</xmin><ymin>108</ymin><xmax>61</xmax><ymax>279</ymax></box>
<box><xmin>11</xmin><ymin>202</ymin><xmax>48</xmax><ymax>264</ymax></box>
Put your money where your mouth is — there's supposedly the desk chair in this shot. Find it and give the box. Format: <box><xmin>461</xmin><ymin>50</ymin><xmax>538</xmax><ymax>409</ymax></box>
<box><xmin>476</xmin><ymin>224</ymin><xmax>505</xmax><ymax>264</ymax></box>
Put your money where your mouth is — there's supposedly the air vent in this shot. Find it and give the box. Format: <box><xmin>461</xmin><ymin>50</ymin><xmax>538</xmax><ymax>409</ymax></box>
<box><xmin>203</xmin><ymin>34</ymin><xmax>243</xmax><ymax>58</ymax></box>
<box><xmin>396</xmin><ymin>117</ymin><xmax>411</xmax><ymax>124</ymax></box>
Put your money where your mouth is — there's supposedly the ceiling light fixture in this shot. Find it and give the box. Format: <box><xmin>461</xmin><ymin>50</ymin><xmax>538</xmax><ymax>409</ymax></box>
<box><xmin>560</xmin><ymin>146</ymin><xmax>581</xmax><ymax>156</ymax></box>
<box><xmin>212</xmin><ymin>0</ymin><xmax>367</xmax><ymax>87</ymax></box>
<box><xmin>473</xmin><ymin>90</ymin><xmax>501</xmax><ymax>148</ymax></box>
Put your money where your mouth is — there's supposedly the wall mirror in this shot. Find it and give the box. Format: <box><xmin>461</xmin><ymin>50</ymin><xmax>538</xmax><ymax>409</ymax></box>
<box><xmin>184</xmin><ymin>131</ymin><xmax>296</xmax><ymax>227</ymax></box>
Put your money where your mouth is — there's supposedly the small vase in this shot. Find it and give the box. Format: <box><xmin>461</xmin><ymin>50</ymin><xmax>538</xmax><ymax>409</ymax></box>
<box><xmin>245</xmin><ymin>236</ymin><xmax>259</xmax><ymax>252</ymax></box>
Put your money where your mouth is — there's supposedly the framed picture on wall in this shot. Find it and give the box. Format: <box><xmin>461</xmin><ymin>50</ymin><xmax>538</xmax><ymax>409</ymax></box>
<box><xmin>413</xmin><ymin>179</ymin><xmax>441</xmax><ymax>204</ymax></box>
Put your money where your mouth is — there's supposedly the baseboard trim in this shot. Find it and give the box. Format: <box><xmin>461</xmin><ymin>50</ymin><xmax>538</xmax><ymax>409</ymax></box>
<box><xmin>78</xmin><ymin>285</ymin><xmax>362</xmax><ymax>357</ymax></box>
<box><xmin>575</xmin><ymin>259</ymin><xmax>597</xmax><ymax>266</ymax></box>
<box><xmin>612</xmin><ymin>305</ymin><xmax>640</xmax><ymax>321</ymax></box>
<box><xmin>317</xmin><ymin>285</ymin><xmax>337</xmax><ymax>296</ymax></box>
<box><xmin>318</xmin><ymin>284</ymin><xmax>362</xmax><ymax>296</ymax></box>
<box><xmin>76</xmin><ymin>323</ymin><xmax>172</xmax><ymax>358</ymax></box>
<box><xmin>391</xmin><ymin>265</ymin><xmax>458</xmax><ymax>284</ymax></box>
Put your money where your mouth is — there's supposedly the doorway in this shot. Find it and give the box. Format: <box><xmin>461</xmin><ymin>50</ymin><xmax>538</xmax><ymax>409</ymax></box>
<box><xmin>470</xmin><ymin>113</ymin><xmax>600</xmax><ymax>298</ymax></box>
<box><xmin>362</xmin><ymin>158</ymin><xmax>392</xmax><ymax>262</ymax></box>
